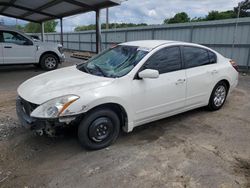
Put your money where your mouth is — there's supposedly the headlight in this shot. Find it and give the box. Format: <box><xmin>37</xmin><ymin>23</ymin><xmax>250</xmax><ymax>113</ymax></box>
<box><xmin>31</xmin><ymin>95</ymin><xmax>79</xmax><ymax>118</ymax></box>
<box><xmin>58</xmin><ymin>46</ymin><xmax>64</xmax><ymax>54</ymax></box>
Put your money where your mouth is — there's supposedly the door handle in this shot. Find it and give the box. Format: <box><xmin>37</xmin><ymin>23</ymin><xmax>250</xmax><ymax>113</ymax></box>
<box><xmin>176</xmin><ymin>79</ymin><xmax>186</xmax><ymax>85</ymax></box>
<box><xmin>4</xmin><ymin>46</ymin><xmax>12</xmax><ymax>48</ymax></box>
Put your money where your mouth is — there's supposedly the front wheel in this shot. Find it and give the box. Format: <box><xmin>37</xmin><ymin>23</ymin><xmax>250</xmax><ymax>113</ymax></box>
<box><xmin>208</xmin><ymin>81</ymin><xmax>228</xmax><ymax>111</ymax></box>
<box><xmin>78</xmin><ymin>108</ymin><xmax>120</xmax><ymax>150</ymax></box>
<box><xmin>40</xmin><ymin>54</ymin><xmax>59</xmax><ymax>71</ymax></box>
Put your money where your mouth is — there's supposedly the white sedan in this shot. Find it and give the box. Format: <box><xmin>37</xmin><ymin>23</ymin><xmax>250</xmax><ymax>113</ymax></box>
<box><xmin>16</xmin><ymin>40</ymin><xmax>239</xmax><ymax>150</ymax></box>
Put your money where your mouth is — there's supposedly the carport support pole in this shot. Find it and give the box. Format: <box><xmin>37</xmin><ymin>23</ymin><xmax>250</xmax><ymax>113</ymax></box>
<box><xmin>60</xmin><ymin>18</ymin><xmax>64</xmax><ymax>46</ymax></box>
<box><xmin>96</xmin><ymin>9</ymin><xmax>102</xmax><ymax>54</ymax></box>
<box><xmin>41</xmin><ymin>22</ymin><xmax>45</xmax><ymax>42</ymax></box>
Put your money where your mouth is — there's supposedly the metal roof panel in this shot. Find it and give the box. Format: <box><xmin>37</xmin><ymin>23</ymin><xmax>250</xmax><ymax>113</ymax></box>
<box><xmin>0</xmin><ymin>0</ymin><xmax>121</xmax><ymax>23</ymax></box>
<box><xmin>15</xmin><ymin>0</ymin><xmax>51</xmax><ymax>9</ymax></box>
<box><xmin>25</xmin><ymin>13</ymin><xmax>50</xmax><ymax>22</ymax></box>
<box><xmin>43</xmin><ymin>2</ymin><xmax>82</xmax><ymax>15</ymax></box>
<box><xmin>3</xmin><ymin>7</ymin><xmax>27</xmax><ymax>16</ymax></box>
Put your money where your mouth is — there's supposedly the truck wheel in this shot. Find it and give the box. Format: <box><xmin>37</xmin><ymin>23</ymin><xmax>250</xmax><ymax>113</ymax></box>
<box><xmin>208</xmin><ymin>81</ymin><xmax>228</xmax><ymax>111</ymax></box>
<box><xmin>78</xmin><ymin>108</ymin><xmax>120</xmax><ymax>150</ymax></box>
<box><xmin>40</xmin><ymin>54</ymin><xmax>58</xmax><ymax>71</ymax></box>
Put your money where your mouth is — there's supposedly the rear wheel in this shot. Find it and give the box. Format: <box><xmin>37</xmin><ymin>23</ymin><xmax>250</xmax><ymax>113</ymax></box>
<box><xmin>78</xmin><ymin>108</ymin><xmax>120</xmax><ymax>150</ymax></box>
<box><xmin>40</xmin><ymin>53</ymin><xmax>58</xmax><ymax>71</ymax></box>
<box><xmin>208</xmin><ymin>81</ymin><xmax>228</xmax><ymax>111</ymax></box>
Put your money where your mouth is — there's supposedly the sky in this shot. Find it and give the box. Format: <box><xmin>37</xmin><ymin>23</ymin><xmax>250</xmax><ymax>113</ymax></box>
<box><xmin>0</xmin><ymin>0</ymin><xmax>243</xmax><ymax>32</ymax></box>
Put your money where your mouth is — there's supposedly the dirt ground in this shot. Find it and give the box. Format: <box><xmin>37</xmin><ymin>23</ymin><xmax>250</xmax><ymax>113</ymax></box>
<box><xmin>0</xmin><ymin>55</ymin><xmax>250</xmax><ymax>188</ymax></box>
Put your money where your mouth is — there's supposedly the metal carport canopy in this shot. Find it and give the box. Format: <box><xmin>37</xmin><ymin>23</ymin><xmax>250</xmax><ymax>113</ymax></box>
<box><xmin>0</xmin><ymin>0</ymin><xmax>122</xmax><ymax>53</ymax></box>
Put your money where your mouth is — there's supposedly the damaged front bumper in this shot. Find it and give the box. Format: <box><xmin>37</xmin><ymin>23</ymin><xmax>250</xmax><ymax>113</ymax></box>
<box><xmin>16</xmin><ymin>97</ymin><xmax>80</xmax><ymax>136</ymax></box>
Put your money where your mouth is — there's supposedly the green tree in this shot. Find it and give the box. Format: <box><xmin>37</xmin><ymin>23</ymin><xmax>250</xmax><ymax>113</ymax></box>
<box><xmin>24</xmin><ymin>20</ymin><xmax>58</xmax><ymax>33</ymax></box>
<box><xmin>164</xmin><ymin>12</ymin><xmax>190</xmax><ymax>24</ymax></box>
<box><xmin>74</xmin><ymin>23</ymin><xmax>148</xmax><ymax>31</ymax></box>
<box><xmin>234</xmin><ymin>0</ymin><xmax>250</xmax><ymax>17</ymax></box>
<box><xmin>24</xmin><ymin>22</ymin><xmax>40</xmax><ymax>33</ymax></box>
<box><xmin>164</xmin><ymin>8</ymin><xmax>249</xmax><ymax>25</ymax></box>
<box><xmin>75</xmin><ymin>24</ymin><xmax>96</xmax><ymax>31</ymax></box>
<box><xmin>205</xmin><ymin>10</ymin><xmax>237</xmax><ymax>21</ymax></box>
<box><xmin>15</xmin><ymin>24</ymin><xmax>24</xmax><ymax>31</ymax></box>
<box><xmin>44</xmin><ymin>20</ymin><xmax>58</xmax><ymax>32</ymax></box>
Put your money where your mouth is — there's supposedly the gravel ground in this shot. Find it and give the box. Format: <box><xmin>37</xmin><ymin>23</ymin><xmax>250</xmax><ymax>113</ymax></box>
<box><xmin>0</xmin><ymin>54</ymin><xmax>250</xmax><ymax>188</ymax></box>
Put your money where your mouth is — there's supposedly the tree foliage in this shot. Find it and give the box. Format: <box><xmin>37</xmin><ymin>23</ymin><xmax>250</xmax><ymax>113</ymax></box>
<box><xmin>205</xmin><ymin>10</ymin><xmax>237</xmax><ymax>20</ymax></box>
<box><xmin>164</xmin><ymin>0</ymin><xmax>250</xmax><ymax>25</ymax></box>
<box><xmin>164</xmin><ymin>12</ymin><xmax>190</xmax><ymax>24</ymax></box>
<box><xmin>16</xmin><ymin>0</ymin><xmax>250</xmax><ymax>33</ymax></box>
<box><xmin>15</xmin><ymin>24</ymin><xmax>24</xmax><ymax>31</ymax></box>
<box><xmin>75</xmin><ymin>23</ymin><xmax>147</xmax><ymax>31</ymax></box>
<box><xmin>164</xmin><ymin>10</ymin><xmax>239</xmax><ymax>24</ymax></box>
<box><xmin>24</xmin><ymin>20</ymin><xmax>58</xmax><ymax>33</ymax></box>
<box><xmin>234</xmin><ymin>0</ymin><xmax>250</xmax><ymax>17</ymax></box>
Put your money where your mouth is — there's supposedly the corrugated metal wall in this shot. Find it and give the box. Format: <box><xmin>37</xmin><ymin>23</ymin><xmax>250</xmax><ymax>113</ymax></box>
<box><xmin>42</xmin><ymin>18</ymin><xmax>250</xmax><ymax>69</ymax></box>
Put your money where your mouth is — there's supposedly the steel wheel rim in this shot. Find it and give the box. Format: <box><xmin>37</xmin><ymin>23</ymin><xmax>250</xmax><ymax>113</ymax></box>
<box><xmin>214</xmin><ymin>85</ymin><xmax>226</xmax><ymax>107</ymax></box>
<box><xmin>89</xmin><ymin>117</ymin><xmax>114</xmax><ymax>143</ymax></box>
<box><xmin>45</xmin><ymin>57</ymin><xmax>57</xmax><ymax>69</ymax></box>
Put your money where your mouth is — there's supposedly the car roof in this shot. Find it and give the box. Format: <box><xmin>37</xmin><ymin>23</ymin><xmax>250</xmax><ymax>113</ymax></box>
<box><xmin>121</xmin><ymin>40</ymin><xmax>207</xmax><ymax>50</ymax></box>
<box><xmin>121</xmin><ymin>40</ymin><xmax>176</xmax><ymax>49</ymax></box>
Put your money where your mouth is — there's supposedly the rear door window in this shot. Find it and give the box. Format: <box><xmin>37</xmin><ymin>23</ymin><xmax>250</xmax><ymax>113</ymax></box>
<box><xmin>144</xmin><ymin>46</ymin><xmax>182</xmax><ymax>74</ymax></box>
<box><xmin>183</xmin><ymin>46</ymin><xmax>211</xmax><ymax>69</ymax></box>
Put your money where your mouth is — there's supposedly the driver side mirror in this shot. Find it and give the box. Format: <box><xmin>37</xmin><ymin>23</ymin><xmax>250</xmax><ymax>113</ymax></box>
<box><xmin>138</xmin><ymin>69</ymin><xmax>159</xmax><ymax>79</ymax></box>
<box><xmin>23</xmin><ymin>40</ymin><xmax>33</xmax><ymax>46</ymax></box>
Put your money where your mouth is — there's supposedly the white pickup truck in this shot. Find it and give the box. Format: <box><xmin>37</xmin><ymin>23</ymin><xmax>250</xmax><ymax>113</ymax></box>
<box><xmin>0</xmin><ymin>27</ymin><xmax>65</xmax><ymax>70</ymax></box>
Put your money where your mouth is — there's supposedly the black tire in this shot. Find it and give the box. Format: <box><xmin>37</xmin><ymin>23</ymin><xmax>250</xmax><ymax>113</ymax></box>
<box><xmin>78</xmin><ymin>108</ymin><xmax>120</xmax><ymax>150</ymax></box>
<box><xmin>208</xmin><ymin>81</ymin><xmax>228</xmax><ymax>111</ymax></box>
<box><xmin>40</xmin><ymin>53</ymin><xmax>59</xmax><ymax>71</ymax></box>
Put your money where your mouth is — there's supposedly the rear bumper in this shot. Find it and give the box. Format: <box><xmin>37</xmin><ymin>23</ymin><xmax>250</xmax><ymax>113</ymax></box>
<box><xmin>229</xmin><ymin>73</ymin><xmax>239</xmax><ymax>93</ymax></box>
<box><xmin>232</xmin><ymin>78</ymin><xmax>238</xmax><ymax>90</ymax></box>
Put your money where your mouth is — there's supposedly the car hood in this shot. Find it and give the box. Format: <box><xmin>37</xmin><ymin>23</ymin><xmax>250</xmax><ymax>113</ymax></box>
<box><xmin>18</xmin><ymin>66</ymin><xmax>114</xmax><ymax>104</ymax></box>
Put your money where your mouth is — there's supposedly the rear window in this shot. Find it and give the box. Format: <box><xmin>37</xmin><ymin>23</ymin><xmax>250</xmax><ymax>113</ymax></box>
<box><xmin>183</xmin><ymin>46</ymin><xmax>211</xmax><ymax>69</ymax></box>
<box><xmin>208</xmin><ymin>51</ymin><xmax>217</xmax><ymax>64</ymax></box>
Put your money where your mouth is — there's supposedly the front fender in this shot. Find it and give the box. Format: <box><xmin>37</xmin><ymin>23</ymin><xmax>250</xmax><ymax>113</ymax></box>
<box><xmin>64</xmin><ymin>95</ymin><xmax>134</xmax><ymax>132</ymax></box>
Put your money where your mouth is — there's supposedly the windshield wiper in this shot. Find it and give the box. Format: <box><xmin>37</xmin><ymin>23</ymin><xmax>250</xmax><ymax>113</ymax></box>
<box><xmin>77</xmin><ymin>63</ymin><xmax>90</xmax><ymax>73</ymax></box>
<box><xmin>93</xmin><ymin>64</ymin><xmax>107</xmax><ymax>77</ymax></box>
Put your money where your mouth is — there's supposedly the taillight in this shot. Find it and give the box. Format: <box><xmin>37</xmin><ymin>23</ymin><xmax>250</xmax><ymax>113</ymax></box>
<box><xmin>229</xmin><ymin>60</ymin><xmax>239</xmax><ymax>72</ymax></box>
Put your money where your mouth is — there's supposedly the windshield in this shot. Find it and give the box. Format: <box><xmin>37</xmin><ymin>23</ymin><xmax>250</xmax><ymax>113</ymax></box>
<box><xmin>77</xmin><ymin>45</ymin><xmax>149</xmax><ymax>78</ymax></box>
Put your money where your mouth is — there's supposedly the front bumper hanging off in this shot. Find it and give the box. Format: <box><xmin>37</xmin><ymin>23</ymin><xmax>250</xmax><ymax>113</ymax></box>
<box><xmin>16</xmin><ymin>96</ymin><xmax>38</xmax><ymax>129</ymax></box>
<box><xmin>16</xmin><ymin>96</ymin><xmax>80</xmax><ymax>136</ymax></box>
